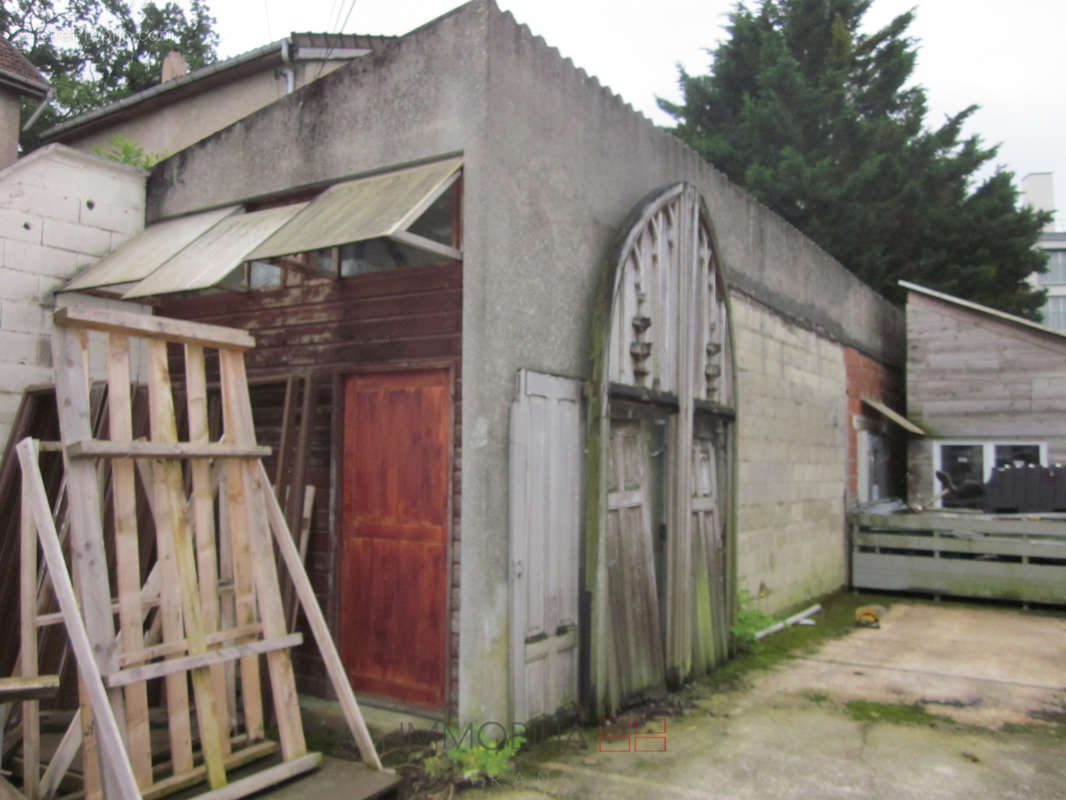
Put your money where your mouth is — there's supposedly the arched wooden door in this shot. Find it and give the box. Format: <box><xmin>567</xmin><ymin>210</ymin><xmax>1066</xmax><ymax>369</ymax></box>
<box><xmin>585</xmin><ymin>183</ymin><xmax>737</xmax><ymax>718</ymax></box>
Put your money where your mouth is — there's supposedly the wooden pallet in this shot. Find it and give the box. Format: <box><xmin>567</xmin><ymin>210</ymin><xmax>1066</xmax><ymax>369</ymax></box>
<box><xmin>14</xmin><ymin>307</ymin><xmax>383</xmax><ymax>800</ymax></box>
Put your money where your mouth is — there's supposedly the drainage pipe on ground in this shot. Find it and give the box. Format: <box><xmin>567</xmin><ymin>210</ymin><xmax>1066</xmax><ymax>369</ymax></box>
<box><xmin>754</xmin><ymin>603</ymin><xmax>822</xmax><ymax>640</ymax></box>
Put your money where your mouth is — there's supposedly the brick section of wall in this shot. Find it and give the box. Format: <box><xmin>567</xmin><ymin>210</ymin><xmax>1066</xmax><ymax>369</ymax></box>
<box><xmin>0</xmin><ymin>146</ymin><xmax>146</xmax><ymax>447</ymax></box>
<box><xmin>842</xmin><ymin>347</ymin><xmax>906</xmax><ymax>501</ymax></box>
<box><xmin>731</xmin><ymin>294</ymin><xmax>848</xmax><ymax>613</ymax></box>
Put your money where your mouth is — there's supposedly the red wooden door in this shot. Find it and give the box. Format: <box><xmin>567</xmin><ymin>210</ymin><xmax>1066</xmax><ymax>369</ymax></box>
<box><xmin>340</xmin><ymin>369</ymin><xmax>451</xmax><ymax>707</ymax></box>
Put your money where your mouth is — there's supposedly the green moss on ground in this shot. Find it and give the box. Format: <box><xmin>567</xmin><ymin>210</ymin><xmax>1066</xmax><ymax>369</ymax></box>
<box><xmin>844</xmin><ymin>701</ymin><xmax>956</xmax><ymax>727</ymax></box>
<box><xmin>1000</xmin><ymin>722</ymin><xmax>1066</xmax><ymax>740</ymax></box>
<box><xmin>698</xmin><ymin>589</ymin><xmax>902</xmax><ymax>692</ymax></box>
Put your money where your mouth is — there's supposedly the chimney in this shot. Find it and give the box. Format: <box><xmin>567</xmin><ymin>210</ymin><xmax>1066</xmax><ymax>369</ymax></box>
<box><xmin>161</xmin><ymin>50</ymin><xmax>189</xmax><ymax>83</ymax></box>
<box><xmin>0</xmin><ymin>39</ymin><xmax>50</xmax><ymax>168</ymax></box>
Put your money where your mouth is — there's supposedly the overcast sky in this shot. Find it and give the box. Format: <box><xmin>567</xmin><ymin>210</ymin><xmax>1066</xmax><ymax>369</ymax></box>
<box><xmin>208</xmin><ymin>0</ymin><xmax>1066</xmax><ymax>227</ymax></box>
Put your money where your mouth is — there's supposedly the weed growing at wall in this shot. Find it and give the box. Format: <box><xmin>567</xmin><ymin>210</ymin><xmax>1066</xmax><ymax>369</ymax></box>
<box><xmin>730</xmin><ymin>588</ymin><xmax>776</xmax><ymax>651</ymax></box>
<box><xmin>94</xmin><ymin>134</ymin><xmax>168</xmax><ymax>169</ymax></box>
<box><xmin>423</xmin><ymin>727</ymin><xmax>526</xmax><ymax>787</ymax></box>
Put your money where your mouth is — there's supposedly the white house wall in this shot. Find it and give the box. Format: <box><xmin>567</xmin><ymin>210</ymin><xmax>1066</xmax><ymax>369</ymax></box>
<box><xmin>0</xmin><ymin>144</ymin><xmax>149</xmax><ymax>445</ymax></box>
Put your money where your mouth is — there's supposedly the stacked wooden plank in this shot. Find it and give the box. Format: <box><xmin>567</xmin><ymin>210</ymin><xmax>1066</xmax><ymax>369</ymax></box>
<box><xmin>12</xmin><ymin>308</ymin><xmax>383</xmax><ymax>800</ymax></box>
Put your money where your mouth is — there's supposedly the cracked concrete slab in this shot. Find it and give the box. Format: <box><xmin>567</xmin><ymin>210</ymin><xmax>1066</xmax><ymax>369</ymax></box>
<box><xmin>758</xmin><ymin>603</ymin><xmax>1066</xmax><ymax>727</ymax></box>
<box><xmin>464</xmin><ymin>601</ymin><xmax>1066</xmax><ymax>800</ymax></box>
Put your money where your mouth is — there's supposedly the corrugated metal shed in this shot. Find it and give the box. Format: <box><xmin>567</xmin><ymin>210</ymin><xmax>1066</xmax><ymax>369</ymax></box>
<box><xmin>64</xmin><ymin>206</ymin><xmax>239</xmax><ymax>292</ymax></box>
<box><xmin>123</xmin><ymin>203</ymin><xmax>308</xmax><ymax>298</ymax></box>
<box><xmin>247</xmin><ymin>157</ymin><xmax>462</xmax><ymax>260</ymax></box>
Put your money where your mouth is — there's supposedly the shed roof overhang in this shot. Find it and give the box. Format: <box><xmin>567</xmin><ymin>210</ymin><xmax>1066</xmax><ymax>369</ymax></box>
<box><xmin>861</xmin><ymin>396</ymin><xmax>926</xmax><ymax>436</ymax></box>
<box><xmin>61</xmin><ymin>157</ymin><xmax>463</xmax><ymax>299</ymax></box>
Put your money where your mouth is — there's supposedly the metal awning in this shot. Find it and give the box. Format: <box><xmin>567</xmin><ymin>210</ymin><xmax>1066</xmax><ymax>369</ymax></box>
<box><xmin>64</xmin><ymin>206</ymin><xmax>239</xmax><ymax>292</ymax></box>
<box><xmin>123</xmin><ymin>203</ymin><xmax>308</xmax><ymax>298</ymax></box>
<box><xmin>861</xmin><ymin>396</ymin><xmax>926</xmax><ymax>436</ymax></box>
<box><xmin>247</xmin><ymin>157</ymin><xmax>462</xmax><ymax>260</ymax></box>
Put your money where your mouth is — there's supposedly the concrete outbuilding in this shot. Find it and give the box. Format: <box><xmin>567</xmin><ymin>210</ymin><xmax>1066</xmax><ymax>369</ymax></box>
<box><xmin>54</xmin><ymin>0</ymin><xmax>904</xmax><ymax>728</ymax></box>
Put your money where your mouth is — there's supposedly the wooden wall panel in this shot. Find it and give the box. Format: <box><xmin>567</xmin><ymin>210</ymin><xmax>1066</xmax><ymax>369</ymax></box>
<box><xmin>158</xmin><ymin>263</ymin><xmax>462</xmax><ymax>708</ymax></box>
<box><xmin>906</xmin><ymin>291</ymin><xmax>1066</xmax><ymax>504</ymax></box>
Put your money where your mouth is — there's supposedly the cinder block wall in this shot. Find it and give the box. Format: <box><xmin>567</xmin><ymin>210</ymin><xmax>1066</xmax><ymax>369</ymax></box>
<box><xmin>0</xmin><ymin>144</ymin><xmax>148</xmax><ymax>446</ymax></box>
<box><xmin>732</xmin><ymin>295</ymin><xmax>848</xmax><ymax>612</ymax></box>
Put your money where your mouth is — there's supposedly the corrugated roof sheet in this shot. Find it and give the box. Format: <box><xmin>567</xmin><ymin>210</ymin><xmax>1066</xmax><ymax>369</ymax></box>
<box><xmin>64</xmin><ymin>206</ymin><xmax>239</xmax><ymax>291</ymax></box>
<box><xmin>247</xmin><ymin>158</ymin><xmax>462</xmax><ymax>260</ymax></box>
<box><xmin>123</xmin><ymin>202</ymin><xmax>308</xmax><ymax>298</ymax></box>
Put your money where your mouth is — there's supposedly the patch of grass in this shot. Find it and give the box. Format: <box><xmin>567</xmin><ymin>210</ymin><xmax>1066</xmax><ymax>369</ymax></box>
<box><xmin>514</xmin><ymin>722</ymin><xmax>595</xmax><ymax>769</ymax></box>
<box><xmin>806</xmin><ymin>693</ymin><xmax>830</xmax><ymax>704</ymax></box>
<box><xmin>731</xmin><ymin>589</ymin><xmax>776</xmax><ymax>651</ymax></box>
<box><xmin>1000</xmin><ymin>722</ymin><xmax>1066</xmax><ymax>740</ymax></box>
<box><xmin>698</xmin><ymin>589</ymin><xmax>902</xmax><ymax>692</ymax></box>
<box><xmin>845</xmin><ymin>701</ymin><xmax>955</xmax><ymax>727</ymax></box>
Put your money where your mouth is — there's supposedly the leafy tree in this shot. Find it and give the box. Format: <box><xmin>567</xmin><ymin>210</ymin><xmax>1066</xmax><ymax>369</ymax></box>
<box><xmin>660</xmin><ymin>0</ymin><xmax>1050</xmax><ymax>318</ymax></box>
<box><xmin>3</xmin><ymin>0</ymin><xmax>218</xmax><ymax>150</ymax></box>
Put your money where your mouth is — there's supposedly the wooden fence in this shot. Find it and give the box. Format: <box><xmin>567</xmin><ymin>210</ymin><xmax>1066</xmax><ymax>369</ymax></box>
<box><xmin>851</xmin><ymin>512</ymin><xmax>1066</xmax><ymax>605</ymax></box>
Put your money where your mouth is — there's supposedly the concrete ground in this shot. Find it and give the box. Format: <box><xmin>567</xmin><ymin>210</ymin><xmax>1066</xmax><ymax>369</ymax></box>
<box><xmin>461</xmin><ymin>601</ymin><xmax>1066</xmax><ymax>800</ymax></box>
<box><xmin>248</xmin><ymin>754</ymin><xmax>399</xmax><ymax>800</ymax></box>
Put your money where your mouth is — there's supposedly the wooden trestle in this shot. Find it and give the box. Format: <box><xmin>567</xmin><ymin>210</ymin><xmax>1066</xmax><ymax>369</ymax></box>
<box><xmin>13</xmin><ymin>307</ymin><xmax>383</xmax><ymax>800</ymax></box>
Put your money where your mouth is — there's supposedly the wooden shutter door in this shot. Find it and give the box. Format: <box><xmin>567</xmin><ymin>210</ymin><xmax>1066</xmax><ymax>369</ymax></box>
<box><xmin>604</xmin><ymin>419</ymin><xmax>666</xmax><ymax>701</ymax></box>
<box><xmin>509</xmin><ymin>370</ymin><xmax>582</xmax><ymax>723</ymax></box>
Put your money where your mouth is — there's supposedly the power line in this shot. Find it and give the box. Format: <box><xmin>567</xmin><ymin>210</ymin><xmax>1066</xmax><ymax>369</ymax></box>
<box><xmin>313</xmin><ymin>0</ymin><xmax>358</xmax><ymax>82</ymax></box>
<box><xmin>337</xmin><ymin>0</ymin><xmax>358</xmax><ymax>34</ymax></box>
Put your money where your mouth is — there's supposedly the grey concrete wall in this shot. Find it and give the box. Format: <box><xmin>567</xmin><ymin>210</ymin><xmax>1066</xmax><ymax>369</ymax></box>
<box><xmin>906</xmin><ymin>291</ymin><xmax>1066</xmax><ymax>505</ymax></box>
<box><xmin>142</xmin><ymin>0</ymin><xmax>903</xmax><ymax>724</ymax></box>
<box><xmin>147</xmin><ymin>0</ymin><xmax>500</xmax><ymax>724</ymax></box>
<box><xmin>147</xmin><ymin>6</ymin><xmax>488</xmax><ymax>220</ymax></box>
<box><xmin>473</xmin><ymin>6</ymin><xmax>887</xmax><ymax>631</ymax></box>
<box><xmin>0</xmin><ymin>144</ymin><xmax>149</xmax><ymax>447</ymax></box>
<box><xmin>61</xmin><ymin>60</ymin><xmax>353</xmax><ymax>161</ymax></box>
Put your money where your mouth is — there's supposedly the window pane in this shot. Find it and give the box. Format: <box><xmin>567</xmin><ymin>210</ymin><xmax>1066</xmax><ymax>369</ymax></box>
<box><xmin>337</xmin><ymin>237</ymin><xmax>447</xmax><ymax>276</ymax></box>
<box><xmin>249</xmin><ymin>260</ymin><xmax>282</xmax><ymax>289</ymax></box>
<box><xmin>993</xmin><ymin>444</ymin><xmax>1041</xmax><ymax>470</ymax></box>
<box><xmin>1039</xmin><ymin>251</ymin><xmax>1066</xmax><ymax>284</ymax></box>
<box><xmin>407</xmin><ymin>184</ymin><xmax>457</xmax><ymax>246</ymax></box>
<box><xmin>938</xmin><ymin>444</ymin><xmax>983</xmax><ymax>509</ymax></box>
<box><xmin>1043</xmin><ymin>296</ymin><xmax>1066</xmax><ymax>330</ymax></box>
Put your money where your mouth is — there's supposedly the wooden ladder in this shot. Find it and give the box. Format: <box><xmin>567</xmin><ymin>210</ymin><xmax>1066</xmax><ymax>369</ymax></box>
<box><xmin>15</xmin><ymin>307</ymin><xmax>383</xmax><ymax>800</ymax></box>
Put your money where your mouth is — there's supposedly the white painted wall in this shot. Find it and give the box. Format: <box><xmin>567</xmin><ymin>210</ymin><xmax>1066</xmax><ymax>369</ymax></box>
<box><xmin>0</xmin><ymin>144</ymin><xmax>149</xmax><ymax>446</ymax></box>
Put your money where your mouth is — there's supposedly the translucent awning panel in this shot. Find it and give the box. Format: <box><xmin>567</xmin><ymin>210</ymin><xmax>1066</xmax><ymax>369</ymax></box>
<box><xmin>63</xmin><ymin>206</ymin><xmax>239</xmax><ymax>292</ymax></box>
<box><xmin>246</xmin><ymin>157</ymin><xmax>462</xmax><ymax>260</ymax></box>
<box><xmin>123</xmin><ymin>203</ymin><xmax>308</xmax><ymax>298</ymax></box>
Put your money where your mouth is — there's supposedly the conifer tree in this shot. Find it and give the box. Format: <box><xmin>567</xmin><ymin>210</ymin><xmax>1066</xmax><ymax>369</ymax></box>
<box><xmin>660</xmin><ymin>0</ymin><xmax>1050</xmax><ymax>317</ymax></box>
